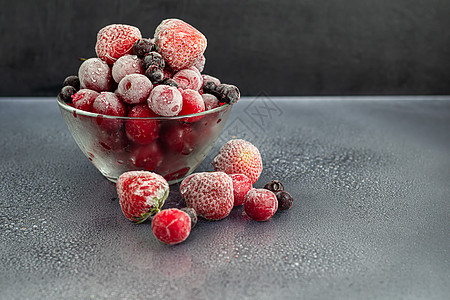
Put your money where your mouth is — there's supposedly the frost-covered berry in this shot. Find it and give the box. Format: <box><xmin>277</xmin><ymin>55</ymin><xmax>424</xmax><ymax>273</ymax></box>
<box><xmin>78</xmin><ymin>58</ymin><xmax>113</xmax><ymax>92</ymax></box>
<box><xmin>112</xmin><ymin>54</ymin><xmax>144</xmax><ymax>83</ymax></box>
<box><xmin>172</xmin><ymin>69</ymin><xmax>203</xmax><ymax>91</ymax></box>
<box><xmin>152</xmin><ymin>208</ymin><xmax>191</xmax><ymax>245</ymax></box>
<box><xmin>244</xmin><ymin>189</ymin><xmax>278</xmax><ymax>221</ymax></box>
<box><xmin>160</xmin><ymin>78</ymin><xmax>179</xmax><ymax>87</ymax></box>
<box><xmin>263</xmin><ymin>180</ymin><xmax>284</xmax><ymax>193</ymax></box>
<box><xmin>58</xmin><ymin>86</ymin><xmax>77</xmax><ymax>103</ymax></box>
<box><xmin>142</xmin><ymin>52</ymin><xmax>165</xmax><ymax>70</ymax></box>
<box><xmin>229</xmin><ymin>174</ymin><xmax>253</xmax><ymax>206</ymax></box>
<box><xmin>71</xmin><ymin>89</ymin><xmax>100</xmax><ymax>112</ymax></box>
<box><xmin>160</xmin><ymin>122</ymin><xmax>196</xmax><ymax>155</ymax></box>
<box><xmin>193</xmin><ymin>54</ymin><xmax>205</xmax><ymax>73</ymax></box>
<box><xmin>202</xmin><ymin>93</ymin><xmax>220</xmax><ymax>111</ymax></box>
<box><xmin>178</xmin><ymin>89</ymin><xmax>205</xmax><ymax>122</ymax></box>
<box><xmin>180</xmin><ymin>207</ymin><xmax>197</xmax><ymax>228</ymax></box>
<box><xmin>125</xmin><ymin>104</ymin><xmax>160</xmax><ymax>145</ymax></box>
<box><xmin>145</xmin><ymin>65</ymin><xmax>164</xmax><ymax>84</ymax></box>
<box><xmin>62</xmin><ymin>75</ymin><xmax>80</xmax><ymax>90</ymax></box>
<box><xmin>201</xmin><ymin>75</ymin><xmax>220</xmax><ymax>89</ymax></box>
<box><xmin>133</xmin><ymin>38</ymin><xmax>155</xmax><ymax>58</ymax></box>
<box><xmin>116</xmin><ymin>74</ymin><xmax>152</xmax><ymax>104</ymax></box>
<box><xmin>148</xmin><ymin>85</ymin><xmax>183</xmax><ymax>116</ymax></box>
<box><xmin>130</xmin><ymin>142</ymin><xmax>164</xmax><ymax>171</ymax></box>
<box><xmin>276</xmin><ymin>191</ymin><xmax>293</xmax><ymax>211</ymax></box>
<box><xmin>92</xmin><ymin>92</ymin><xmax>127</xmax><ymax>132</ymax></box>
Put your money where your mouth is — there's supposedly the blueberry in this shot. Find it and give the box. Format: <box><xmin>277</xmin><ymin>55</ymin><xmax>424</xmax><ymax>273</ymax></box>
<box><xmin>133</xmin><ymin>38</ymin><xmax>155</xmax><ymax>58</ymax></box>
<box><xmin>180</xmin><ymin>207</ymin><xmax>197</xmax><ymax>228</ymax></box>
<box><xmin>143</xmin><ymin>52</ymin><xmax>165</xmax><ymax>70</ymax></box>
<box><xmin>58</xmin><ymin>85</ymin><xmax>77</xmax><ymax>103</ymax></box>
<box><xmin>275</xmin><ymin>191</ymin><xmax>293</xmax><ymax>211</ymax></box>
<box><xmin>62</xmin><ymin>75</ymin><xmax>80</xmax><ymax>90</ymax></box>
<box><xmin>145</xmin><ymin>66</ymin><xmax>164</xmax><ymax>83</ymax></box>
<box><xmin>263</xmin><ymin>180</ymin><xmax>284</xmax><ymax>193</ymax></box>
<box><xmin>160</xmin><ymin>78</ymin><xmax>179</xmax><ymax>88</ymax></box>
<box><xmin>216</xmin><ymin>84</ymin><xmax>240</xmax><ymax>104</ymax></box>
<box><xmin>203</xmin><ymin>81</ymin><xmax>217</xmax><ymax>94</ymax></box>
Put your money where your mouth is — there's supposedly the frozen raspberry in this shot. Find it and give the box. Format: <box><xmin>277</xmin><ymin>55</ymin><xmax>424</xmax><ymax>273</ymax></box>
<box><xmin>193</xmin><ymin>54</ymin><xmax>205</xmax><ymax>73</ymax></box>
<box><xmin>116</xmin><ymin>171</ymin><xmax>169</xmax><ymax>223</ymax></box>
<box><xmin>263</xmin><ymin>180</ymin><xmax>284</xmax><ymax>193</ymax></box>
<box><xmin>180</xmin><ymin>172</ymin><xmax>234</xmax><ymax>220</ymax></box>
<box><xmin>172</xmin><ymin>69</ymin><xmax>203</xmax><ymax>91</ymax></box>
<box><xmin>133</xmin><ymin>38</ymin><xmax>155</xmax><ymax>58</ymax></box>
<box><xmin>213</xmin><ymin>139</ymin><xmax>263</xmax><ymax>184</ymax></box>
<box><xmin>112</xmin><ymin>54</ymin><xmax>144</xmax><ymax>83</ymax></box>
<box><xmin>63</xmin><ymin>75</ymin><xmax>80</xmax><ymax>90</ymax></box>
<box><xmin>95</xmin><ymin>24</ymin><xmax>142</xmax><ymax>65</ymax></box>
<box><xmin>71</xmin><ymin>89</ymin><xmax>100</xmax><ymax>112</ymax></box>
<box><xmin>244</xmin><ymin>189</ymin><xmax>278</xmax><ymax>221</ymax></box>
<box><xmin>125</xmin><ymin>104</ymin><xmax>160</xmax><ymax>144</ymax></box>
<box><xmin>178</xmin><ymin>89</ymin><xmax>205</xmax><ymax>122</ymax></box>
<box><xmin>201</xmin><ymin>93</ymin><xmax>220</xmax><ymax>111</ymax></box>
<box><xmin>276</xmin><ymin>191</ymin><xmax>293</xmax><ymax>211</ymax></box>
<box><xmin>116</xmin><ymin>74</ymin><xmax>152</xmax><ymax>104</ymax></box>
<box><xmin>130</xmin><ymin>141</ymin><xmax>164</xmax><ymax>171</ymax></box>
<box><xmin>180</xmin><ymin>207</ymin><xmax>197</xmax><ymax>228</ymax></box>
<box><xmin>154</xmin><ymin>19</ymin><xmax>207</xmax><ymax>71</ymax></box>
<box><xmin>160</xmin><ymin>122</ymin><xmax>196</xmax><ymax>155</ymax></box>
<box><xmin>160</xmin><ymin>78</ymin><xmax>178</xmax><ymax>88</ymax></box>
<box><xmin>78</xmin><ymin>58</ymin><xmax>113</xmax><ymax>92</ymax></box>
<box><xmin>92</xmin><ymin>92</ymin><xmax>127</xmax><ymax>132</ymax></box>
<box><xmin>58</xmin><ymin>86</ymin><xmax>77</xmax><ymax>104</ymax></box>
<box><xmin>229</xmin><ymin>174</ymin><xmax>253</xmax><ymax>206</ymax></box>
<box><xmin>148</xmin><ymin>85</ymin><xmax>183</xmax><ymax>117</ymax></box>
<box><xmin>142</xmin><ymin>52</ymin><xmax>165</xmax><ymax>70</ymax></box>
<box><xmin>152</xmin><ymin>208</ymin><xmax>191</xmax><ymax>245</ymax></box>
<box><xmin>201</xmin><ymin>74</ymin><xmax>220</xmax><ymax>89</ymax></box>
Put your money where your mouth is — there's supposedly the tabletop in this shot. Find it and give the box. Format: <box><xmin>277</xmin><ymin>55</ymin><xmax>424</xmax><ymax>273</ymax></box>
<box><xmin>1</xmin><ymin>96</ymin><xmax>449</xmax><ymax>300</ymax></box>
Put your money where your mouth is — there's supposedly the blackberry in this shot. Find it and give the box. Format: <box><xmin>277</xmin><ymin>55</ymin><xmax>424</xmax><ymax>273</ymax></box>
<box><xmin>58</xmin><ymin>85</ymin><xmax>77</xmax><ymax>104</ymax></box>
<box><xmin>142</xmin><ymin>52</ymin><xmax>165</xmax><ymax>70</ymax></box>
<box><xmin>275</xmin><ymin>191</ymin><xmax>293</xmax><ymax>211</ymax></box>
<box><xmin>203</xmin><ymin>81</ymin><xmax>217</xmax><ymax>94</ymax></box>
<box><xmin>132</xmin><ymin>38</ymin><xmax>155</xmax><ymax>58</ymax></box>
<box><xmin>180</xmin><ymin>207</ymin><xmax>197</xmax><ymax>228</ymax></box>
<box><xmin>145</xmin><ymin>66</ymin><xmax>164</xmax><ymax>83</ymax></box>
<box><xmin>62</xmin><ymin>75</ymin><xmax>80</xmax><ymax>90</ymax></box>
<box><xmin>160</xmin><ymin>78</ymin><xmax>179</xmax><ymax>88</ymax></box>
<box><xmin>263</xmin><ymin>180</ymin><xmax>284</xmax><ymax>193</ymax></box>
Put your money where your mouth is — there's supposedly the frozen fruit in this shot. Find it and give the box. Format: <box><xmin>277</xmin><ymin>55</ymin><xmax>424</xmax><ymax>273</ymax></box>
<box><xmin>201</xmin><ymin>74</ymin><xmax>220</xmax><ymax>88</ymax></box>
<box><xmin>203</xmin><ymin>82</ymin><xmax>240</xmax><ymax>104</ymax></box>
<box><xmin>213</xmin><ymin>139</ymin><xmax>263</xmax><ymax>184</ymax></box>
<box><xmin>125</xmin><ymin>104</ymin><xmax>159</xmax><ymax>145</ymax></box>
<box><xmin>58</xmin><ymin>86</ymin><xmax>77</xmax><ymax>103</ymax></box>
<box><xmin>145</xmin><ymin>65</ymin><xmax>164</xmax><ymax>84</ymax></box>
<box><xmin>95</xmin><ymin>24</ymin><xmax>142</xmax><ymax>65</ymax></box>
<box><xmin>63</xmin><ymin>75</ymin><xmax>80</xmax><ymax>90</ymax></box>
<box><xmin>180</xmin><ymin>207</ymin><xmax>198</xmax><ymax>228</ymax></box>
<box><xmin>160</xmin><ymin>78</ymin><xmax>179</xmax><ymax>87</ymax></box>
<box><xmin>178</xmin><ymin>89</ymin><xmax>205</xmax><ymax>122</ymax></box>
<box><xmin>92</xmin><ymin>92</ymin><xmax>127</xmax><ymax>132</ymax></box>
<box><xmin>193</xmin><ymin>54</ymin><xmax>205</xmax><ymax>73</ymax></box>
<box><xmin>71</xmin><ymin>88</ymin><xmax>100</xmax><ymax>112</ymax></box>
<box><xmin>275</xmin><ymin>191</ymin><xmax>293</xmax><ymax>211</ymax></box>
<box><xmin>152</xmin><ymin>208</ymin><xmax>191</xmax><ymax>245</ymax></box>
<box><xmin>180</xmin><ymin>172</ymin><xmax>234</xmax><ymax>220</ymax></box>
<box><xmin>142</xmin><ymin>51</ymin><xmax>165</xmax><ymax>70</ymax></box>
<box><xmin>263</xmin><ymin>180</ymin><xmax>284</xmax><ymax>193</ymax></box>
<box><xmin>78</xmin><ymin>58</ymin><xmax>113</xmax><ymax>92</ymax></box>
<box><xmin>244</xmin><ymin>188</ymin><xmax>278</xmax><ymax>221</ymax></box>
<box><xmin>116</xmin><ymin>74</ymin><xmax>153</xmax><ymax>105</ymax></box>
<box><xmin>154</xmin><ymin>19</ymin><xmax>207</xmax><ymax>71</ymax></box>
<box><xmin>229</xmin><ymin>174</ymin><xmax>253</xmax><ymax>206</ymax></box>
<box><xmin>112</xmin><ymin>54</ymin><xmax>144</xmax><ymax>83</ymax></box>
<box><xmin>201</xmin><ymin>93</ymin><xmax>220</xmax><ymax>111</ymax></box>
<box><xmin>172</xmin><ymin>69</ymin><xmax>203</xmax><ymax>91</ymax></box>
<box><xmin>117</xmin><ymin>171</ymin><xmax>169</xmax><ymax>223</ymax></box>
<box><xmin>130</xmin><ymin>141</ymin><xmax>164</xmax><ymax>171</ymax></box>
<box><xmin>97</xmin><ymin>127</ymin><xmax>127</xmax><ymax>152</ymax></box>
<box><xmin>160</xmin><ymin>122</ymin><xmax>196</xmax><ymax>155</ymax></box>
<box><xmin>133</xmin><ymin>38</ymin><xmax>155</xmax><ymax>58</ymax></box>
<box><xmin>148</xmin><ymin>85</ymin><xmax>183</xmax><ymax>117</ymax></box>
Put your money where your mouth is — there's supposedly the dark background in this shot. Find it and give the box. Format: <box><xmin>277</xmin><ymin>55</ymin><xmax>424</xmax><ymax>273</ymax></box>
<box><xmin>1</xmin><ymin>0</ymin><xmax>449</xmax><ymax>97</ymax></box>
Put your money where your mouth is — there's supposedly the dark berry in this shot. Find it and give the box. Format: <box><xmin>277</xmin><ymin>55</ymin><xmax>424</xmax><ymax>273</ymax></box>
<box><xmin>58</xmin><ymin>85</ymin><xmax>77</xmax><ymax>103</ymax></box>
<box><xmin>215</xmin><ymin>84</ymin><xmax>240</xmax><ymax>104</ymax></box>
<box><xmin>263</xmin><ymin>180</ymin><xmax>284</xmax><ymax>193</ymax></box>
<box><xmin>143</xmin><ymin>52</ymin><xmax>165</xmax><ymax>70</ymax></box>
<box><xmin>203</xmin><ymin>81</ymin><xmax>217</xmax><ymax>94</ymax></box>
<box><xmin>180</xmin><ymin>207</ymin><xmax>197</xmax><ymax>228</ymax></box>
<box><xmin>62</xmin><ymin>75</ymin><xmax>80</xmax><ymax>90</ymax></box>
<box><xmin>132</xmin><ymin>38</ymin><xmax>155</xmax><ymax>58</ymax></box>
<box><xmin>145</xmin><ymin>66</ymin><xmax>164</xmax><ymax>83</ymax></box>
<box><xmin>276</xmin><ymin>191</ymin><xmax>293</xmax><ymax>211</ymax></box>
<box><xmin>160</xmin><ymin>78</ymin><xmax>179</xmax><ymax>88</ymax></box>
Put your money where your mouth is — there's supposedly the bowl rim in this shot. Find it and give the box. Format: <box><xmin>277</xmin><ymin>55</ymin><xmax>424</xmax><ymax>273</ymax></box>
<box><xmin>57</xmin><ymin>96</ymin><xmax>231</xmax><ymax>120</ymax></box>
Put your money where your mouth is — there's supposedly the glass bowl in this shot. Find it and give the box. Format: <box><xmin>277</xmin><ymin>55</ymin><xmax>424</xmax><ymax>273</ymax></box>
<box><xmin>57</xmin><ymin>98</ymin><xmax>232</xmax><ymax>184</ymax></box>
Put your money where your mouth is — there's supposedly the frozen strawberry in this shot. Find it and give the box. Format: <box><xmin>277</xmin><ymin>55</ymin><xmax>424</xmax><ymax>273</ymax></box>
<box><xmin>178</xmin><ymin>89</ymin><xmax>205</xmax><ymax>122</ymax></box>
<box><xmin>148</xmin><ymin>85</ymin><xmax>183</xmax><ymax>117</ymax></box>
<box><xmin>92</xmin><ymin>92</ymin><xmax>127</xmax><ymax>132</ymax></box>
<box><xmin>116</xmin><ymin>74</ymin><xmax>153</xmax><ymax>105</ymax></box>
<box><xmin>95</xmin><ymin>24</ymin><xmax>142</xmax><ymax>65</ymax></box>
<box><xmin>130</xmin><ymin>141</ymin><xmax>164</xmax><ymax>171</ymax></box>
<box><xmin>229</xmin><ymin>174</ymin><xmax>253</xmax><ymax>206</ymax></box>
<box><xmin>154</xmin><ymin>19</ymin><xmax>207</xmax><ymax>71</ymax></box>
<box><xmin>78</xmin><ymin>58</ymin><xmax>113</xmax><ymax>92</ymax></box>
<box><xmin>244</xmin><ymin>188</ymin><xmax>278</xmax><ymax>221</ymax></box>
<box><xmin>180</xmin><ymin>172</ymin><xmax>234</xmax><ymax>220</ymax></box>
<box><xmin>152</xmin><ymin>208</ymin><xmax>191</xmax><ymax>244</ymax></box>
<box><xmin>71</xmin><ymin>89</ymin><xmax>100</xmax><ymax>112</ymax></box>
<box><xmin>125</xmin><ymin>104</ymin><xmax>160</xmax><ymax>144</ymax></box>
<box><xmin>160</xmin><ymin>122</ymin><xmax>196</xmax><ymax>155</ymax></box>
<box><xmin>117</xmin><ymin>171</ymin><xmax>169</xmax><ymax>223</ymax></box>
<box><xmin>172</xmin><ymin>69</ymin><xmax>203</xmax><ymax>91</ymax></box>
<box><xmin>112</xmin><ymin>54</ymin><xmax>144</xmax><ymax>83</ymax></box>
<box><xmin>213</xmin><ymin>139</ymin><xmax>263</xmax><ymax>184</ymax></box>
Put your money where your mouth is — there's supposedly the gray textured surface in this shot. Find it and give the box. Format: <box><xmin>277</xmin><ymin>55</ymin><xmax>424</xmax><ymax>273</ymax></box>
<box><xmin>0</xmin><ymin>97</ymin><xmax>449</xmax><ymax>299</ymax></box>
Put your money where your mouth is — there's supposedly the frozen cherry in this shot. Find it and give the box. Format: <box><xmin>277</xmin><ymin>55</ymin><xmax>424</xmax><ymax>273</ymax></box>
<box><xmin>160</xmin><ymin>122</ymin><xmax>196</xmax><ymax>155</ymax></box>
<box><xmin>276</xmin><ymin>191</ymin><xmax>293</xmax><ymax>211</ymax></box>
<box><xmin>125</xmin><ymin>104</ymin><xmax>160</xmax><ymax>145</ymax></box>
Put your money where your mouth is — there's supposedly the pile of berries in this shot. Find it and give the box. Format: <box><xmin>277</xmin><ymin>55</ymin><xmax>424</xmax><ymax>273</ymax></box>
<box><xmin>117</xmin><ymin>139</ymin><xmax>294</xmax><ymax>245</ymax></box>
<box><xmin>58</xmin><ymin>19</ymin><xmax>241</xmax><ymax>182</ymax></box>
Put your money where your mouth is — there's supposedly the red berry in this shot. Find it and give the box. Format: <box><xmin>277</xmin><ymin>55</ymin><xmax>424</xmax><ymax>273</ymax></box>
<box><xmin>152</xmin><ymin>208</ymin><xmax>191</xmax><ymax>245</ymax></box>
<box><xmin>180</xmin><ymin>172</ymin><xmax>234</xmax><ymax>220</ymax></box>
<box><xmin>130</xmin><ymin>141</ymin><xmax>164</xmax><ymax>171</ymax></box>
<box><xmin>244</xmin><ymin>189</ymin><xmax>278</xmax><ymax>221</ymax></box>
<box><xmin>229</xmin><ymin>174</ymin><xmax>253</xmax><ymax>206</ymax></box>
<box><xmin>116</xmin><ymin>171</ymin><xmax>169</xmax><ymax>223</ymax></box>
<box><xmin>112</xmin><ymin>54</ymin><xmax>144</xmax><ymax>83</ymax></box>
<box><xmin>148</xmin><ymin>85</ymin><xmax>183</xmax><ymax>117</ymax></box>
<box><xmin>92</xmin><ymin>92</ymin><xmax>127</xmax><ymax>132</ymax></box>
<box><xmin>160</xmin><ymin>122</ymin><xmax>196</xmax><ymax>155</ymax></box>
<box><xmin>95</xmin><ymin>24</ymin><xmax>142</xmax><ymax>65</ymax></box>
<box><xmin>201</xmin><ymin>93</ymin><xmax>220</xmax><ymax>111</ymax></box>
<box><xmin>178</xmin><ymin>89</ymin><xmax>205</xmax><ymax>122</ymax></box>
<box><xmin>172</xmin><ymin>69</ymin><xmax>203</xmax><ymax>91</ymax></box>
<box><xmin>125</xmin><ymin>104</ymin><xmax>160</xmax><ymax>144</ymax></box>
<box><xmin>71</xmin><ymin>89</ymin><xmax>99</xmax><ymax>112</ymax></box>
<box><xmin>78</xmin><ymin>58</ymin><xmax>113</xmax><ymax>92</ymax></box>
<box><xmin>117</xmin><ymin>74</ymin><xmax>153</xmax><ymax>105</ymax></box>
